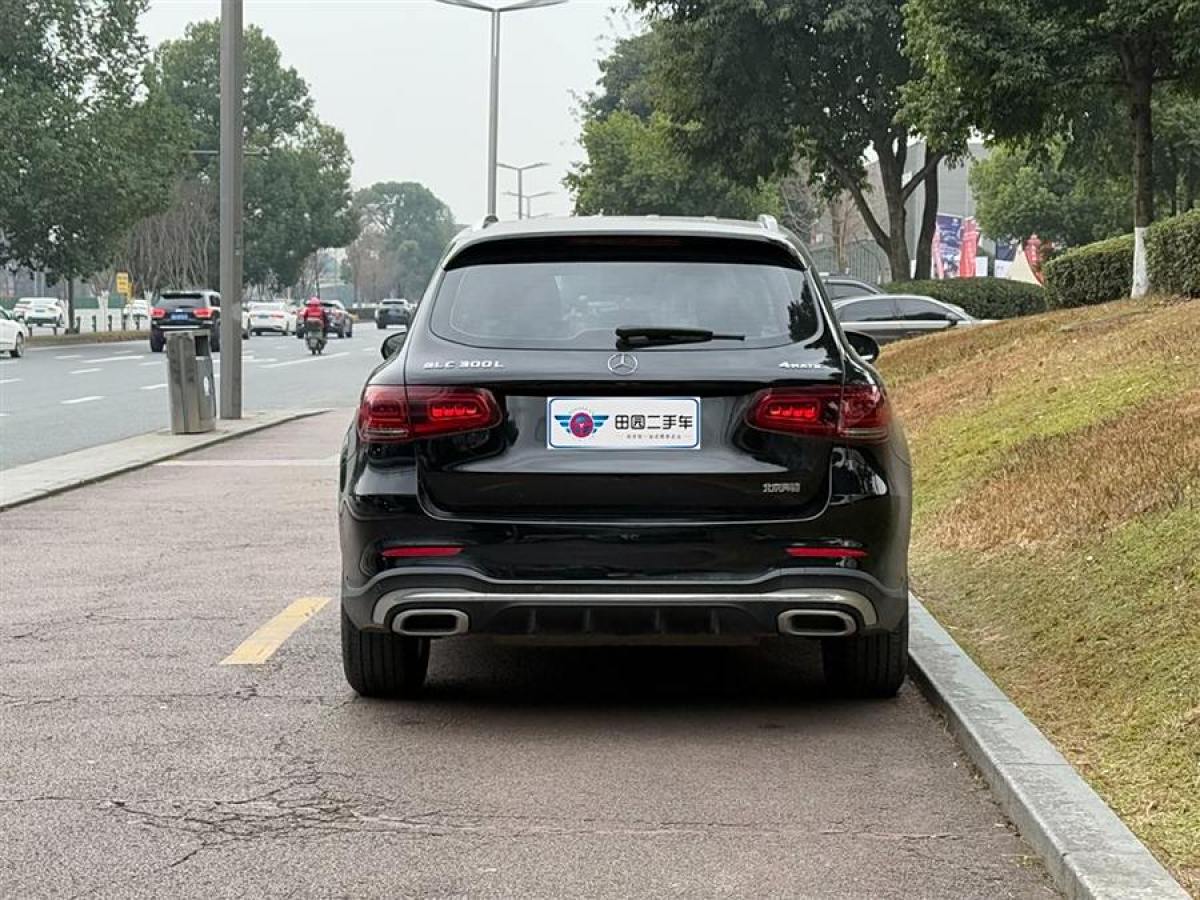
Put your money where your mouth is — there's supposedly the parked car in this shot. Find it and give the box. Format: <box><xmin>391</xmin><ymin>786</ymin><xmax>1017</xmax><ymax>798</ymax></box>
<box><xmin>0</xmin><ymin>307</ymin><xmax>26</xmax><ymax>357</ymax></box>
<box><xmin>248</xmin><ymin>301</ymin><xmax>295</xmax><ymax>335</ymax></box>
<box><xmin>832</xmin><ymin>294</ymin><xmax>994</xmax><ymax>345</ymax></box>
<box><xmin>150</xmin><ymin>290</ymin><xmax>223</xmax><ymax>353</ymax></box>
<box><xmin>295</xmin><ymin>299</ymin><xmax>353</xmax><ymax>339</ymax></box>
<box><xmin>375</xmin><ymin>298</ymin><xmax>413</xmax><ymax>329</ymax></box>
<box><xmin>822</xmin><ymin>275</ymin><xmax>883</xmax><ymax>302</ymax></box>
<box><xmin>18</xmin><ymin>297</ymin><xmax>66</xmax><ymax>328</ymax></box>
<box><xmin>339</xmin><ymin>214</ymin><xmax>910</xmax><ymax>700</ymax></box>
<box><xmin>123</xmin><ymin>298</ymin><xmax>151</xmax><ymax>321</ymax></box>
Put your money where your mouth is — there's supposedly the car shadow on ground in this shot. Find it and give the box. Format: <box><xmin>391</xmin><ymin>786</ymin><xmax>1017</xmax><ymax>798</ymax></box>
<box><xmin>384</xmin><ymin>637</ymin><xmax>884</xmax><ymax>711</ymax></box>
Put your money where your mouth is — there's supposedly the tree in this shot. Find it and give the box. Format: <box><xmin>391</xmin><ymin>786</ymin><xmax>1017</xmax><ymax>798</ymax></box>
<box><xmin>632</xmin><ymin>1</ymin><xmax>969</xmax><ymax>281</ymax></box>
<box><xmin>567</xmin><ymin>30</ymin><xmax>780</xmax><ymax>220</ymax></box>
<box><xmin>970</xmin><ymin>143</ymin><xmax>1130</xmax><ymax>246</ymax></box>
<box><xmin>344</xmin><ymin>182</ymin><xmax>457</xmax><ymax>301</ymax></box>
<box><xmin>906</xmin><ymin>0</ymin><xmax>1200</xmax><ymax>295</ymax></box>
<box><xmin>0</xmin><ymin>0</ymin><xmax>184</xmax><ymax>328</ymax></box>
<box><xmin>568</xmin><ymin>111</ymin><xmax>778</xmax><ymax>218</ymax></box>
<box><xmin>149</xmin><ymin>21</ymin><xmax>357</xmax><ymax>292</ymax></box>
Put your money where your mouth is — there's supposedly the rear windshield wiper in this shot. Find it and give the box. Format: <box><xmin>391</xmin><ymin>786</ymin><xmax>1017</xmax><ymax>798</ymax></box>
<box><xmin>615</xmin><ymin>326</ymin><xmax>746</xmax><ymax>350</ymax></box>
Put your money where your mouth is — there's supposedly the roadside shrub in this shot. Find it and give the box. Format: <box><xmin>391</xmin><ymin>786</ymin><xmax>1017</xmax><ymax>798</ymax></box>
<box><xmin>885</xmin><ymin>278</ymin><xmax>1047</xmax><ymax>319</ymax></box>
<box><xmin>1146</xmin><ymin>209</ymin><xmax>1200</xmax><ymax>297</ymax></box>
<box><xmin>1043</xmin><ymin>234</ymin><xmax>1134</xmax><ymax>309</ymax></box>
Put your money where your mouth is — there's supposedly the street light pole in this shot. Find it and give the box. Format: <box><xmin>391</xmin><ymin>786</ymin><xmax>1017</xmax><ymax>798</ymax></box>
<box><xmin>436</xmin><ymin>0</ymin><xmax>567</xmax><ymax>217</ymax></box>
<box><xmin>487</xmin><ymin>9</ymin><xmax>500</xmax><ymax>217</ymax></box>
<box><xmin>219</xmin><ymin>0</ymin><xmax>243</xmax><ymax>419</ymax></box>
<box><xmin>498</xmin><ymin>161</ymin><xmax>548</xmax><ymax>219</ymax></box>
<box><xmin>524</xmin><ymin>190</ymin><xmax>553</xmax><ymax>218</ymax></box>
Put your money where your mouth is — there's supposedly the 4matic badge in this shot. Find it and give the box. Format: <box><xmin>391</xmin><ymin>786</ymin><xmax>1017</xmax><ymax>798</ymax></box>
<box><xmin>423</xmin><ymin>359</ymin><xmax>505</xmax><ymax>369</ymax></box>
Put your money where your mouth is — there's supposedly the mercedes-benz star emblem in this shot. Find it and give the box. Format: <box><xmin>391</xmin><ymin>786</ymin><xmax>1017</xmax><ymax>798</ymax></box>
<box><xmin>607</xmin><ymin>352</ymin><xmax>639</xmax><ymax>376</ymax></box>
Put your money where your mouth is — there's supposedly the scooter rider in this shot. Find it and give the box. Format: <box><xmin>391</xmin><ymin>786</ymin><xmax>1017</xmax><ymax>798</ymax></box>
<box><xmin>300</xmin><ymin>297</ymin><xmax>328</xmax><ymax>334</ymax></box>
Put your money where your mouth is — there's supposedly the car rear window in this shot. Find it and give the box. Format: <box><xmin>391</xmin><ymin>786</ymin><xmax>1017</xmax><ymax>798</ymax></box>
<box><xmin>159</xmin><ymin>292</ymin><xmax>209</xmax><ymax>311</ymax></box>
<box><xmin>431</xmin><ymin>236</ymin><xmax>821</xmax><ymax>350</ymax></box>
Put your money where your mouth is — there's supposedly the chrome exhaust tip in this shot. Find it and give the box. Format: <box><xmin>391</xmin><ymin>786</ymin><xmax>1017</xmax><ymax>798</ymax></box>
<box><xmin>392</xmin><ymin>609</ymin><xmax>470</xmax><ymax>637</ymax></box>
<box><xmin>777</xmin><ymin>609</ymin><xmax>858</xmax><ymax>637</ymax></box>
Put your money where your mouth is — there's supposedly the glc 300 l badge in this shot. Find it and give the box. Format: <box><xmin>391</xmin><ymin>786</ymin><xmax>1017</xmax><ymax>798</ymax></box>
<box><xmin>423</xmin><ymin>360</ymin><xmax>505</xmax><ymax>369</ymax></box>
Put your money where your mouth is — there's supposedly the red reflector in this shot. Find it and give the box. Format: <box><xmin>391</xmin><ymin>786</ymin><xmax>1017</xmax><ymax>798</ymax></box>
<box><xmin>746</xmin><ymin>385</ymin><xmax>889</xmax><ymax>441</ymax></box>
<box><xmin>786</xmin><ymin>546</ymin><xmax>868</xmax><ymax>559</ymax></box>
<box><xmin>381</xmin><ymin>546</ymin><xmax>463</xmax><ymax>559</ymax></box>
<box><xmin>358</xmin><ymin>385</ymin><xmax>501</xmax><ymax>443</ymax></box>
<box><xmin>151</xmin><ymin>307</ymin><xmax>165</xmax><ymax>319</ymax></box>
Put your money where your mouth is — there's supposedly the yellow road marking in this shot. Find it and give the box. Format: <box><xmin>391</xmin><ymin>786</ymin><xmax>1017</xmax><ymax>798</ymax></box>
<box><xmin>221</xmin><ymin>597</ymin><xmax>330</xmax><ymax>665</ymax></box>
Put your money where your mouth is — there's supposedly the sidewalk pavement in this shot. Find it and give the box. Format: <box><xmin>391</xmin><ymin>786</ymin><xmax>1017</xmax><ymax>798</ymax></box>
<box><xmin>0</xmin><ymin>408</ymin><xmax>324</xmax><ymax>510</ymax></box>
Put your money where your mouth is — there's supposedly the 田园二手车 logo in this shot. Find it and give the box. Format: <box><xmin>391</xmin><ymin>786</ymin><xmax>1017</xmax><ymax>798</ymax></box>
<box><xmin>554</xmin><ymin>411</ymin><xmax>610</xmax><ymax>438</ymax></box>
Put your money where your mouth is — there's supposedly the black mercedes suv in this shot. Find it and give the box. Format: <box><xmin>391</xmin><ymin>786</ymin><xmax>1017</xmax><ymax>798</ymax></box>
<box><xmin>339</xmin><ymin>215</ymin><xmax>911</xmax><ymax>699</ymax></box>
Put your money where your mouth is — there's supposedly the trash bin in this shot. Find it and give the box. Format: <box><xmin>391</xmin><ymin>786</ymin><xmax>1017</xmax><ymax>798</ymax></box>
<box><xmin>166</xmin><ymin>331</ymin><xmax>216</xmax><ymax>434</ymax></box>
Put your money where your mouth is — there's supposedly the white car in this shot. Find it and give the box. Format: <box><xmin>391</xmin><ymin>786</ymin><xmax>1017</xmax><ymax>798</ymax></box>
<box><xmin>16</xmin><ymin>297</ymin><xmax>65</xmax><ymax>328</ymax></box>
<box><xmin>247</xmin><ymin>301</ymin><xmax>295</xmax><ymax>335</ymax></box>
<box><xmin>123</xmin><ymin>298</ymin><xmax>151</xmax><ymax>321</ymax></box>
<box><xmin>0</xmin><ymin>308</ymin><xmax>27</xmax><ymax>357</ymax></box>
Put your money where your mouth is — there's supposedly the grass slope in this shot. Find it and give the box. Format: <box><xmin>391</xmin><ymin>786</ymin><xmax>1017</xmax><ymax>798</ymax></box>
<box><xmin>881</xmin><ymin>296</ymin><xmax>1200</xmax><ymax>894</ymax></box>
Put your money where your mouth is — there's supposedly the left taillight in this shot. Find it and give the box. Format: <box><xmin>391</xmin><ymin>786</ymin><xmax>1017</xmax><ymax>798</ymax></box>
<box><xmin>746</xmin><ymin>385</ymin><xmax>889</xmax><ymax>442</ymax></box>
<box><xmin>358</xmin><ymin>385</ymin><xmax>501</xmax><ymax>443</ymax></box>
<box><xmin>151</xmin><ymin>307</ymin><xmax>165</xmax><ymax>319</ymax></box>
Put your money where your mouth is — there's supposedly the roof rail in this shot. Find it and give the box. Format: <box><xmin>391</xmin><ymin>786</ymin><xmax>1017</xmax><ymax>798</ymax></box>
<box><xmin>757</xmin><ymin>213</ymin><xmax>780</xmax><ymax>232</ymax></box>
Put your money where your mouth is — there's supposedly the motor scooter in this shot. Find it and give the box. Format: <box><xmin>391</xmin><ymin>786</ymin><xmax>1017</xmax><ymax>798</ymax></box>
<box><xmin>304</xmin><ymin>318</ymin><xmax>327</xmax><ymax>355</ymax></box>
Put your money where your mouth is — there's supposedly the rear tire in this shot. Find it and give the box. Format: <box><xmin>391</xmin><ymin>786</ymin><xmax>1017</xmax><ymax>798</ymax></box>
<box><xmin>10</xmin><ymin>333</ymin><xmax>24</xmax><ymax>358</ymax></box>
<box><xmin>341</xmin><ymin>610</ymin><xmax>429</xmax><ymax>698</ymax></box>
<box><xmin>149</xmin><ymin>331</ymin><xmax>165</xmax><ymax>353</ymax></box>
<box><xmin>822</xmin><ymin>612</ymin><xmax>908</xmax><ymax>698</ymax></box>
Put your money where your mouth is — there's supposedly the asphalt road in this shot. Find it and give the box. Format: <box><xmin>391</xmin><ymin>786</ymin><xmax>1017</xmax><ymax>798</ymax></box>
<box><xmin>0</xmin><ymin>412</ymin><xmax>1056</xmax><ymax>898</ymax></box>
<box><xmin>0</xmin><ymin>329</ymin><xmax>388</xmax><ymax>469</ymax></box>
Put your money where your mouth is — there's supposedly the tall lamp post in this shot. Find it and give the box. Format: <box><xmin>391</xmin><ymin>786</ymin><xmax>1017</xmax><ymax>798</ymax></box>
<box><xmin>523</xmin><ymin>190</ymin><xmax>554</xmax><ymax>219</ymax></box>
<box><xmin>436</xmin><ymin>0</ymin><xmax>566</xmax><ymax>217</ymax></box>
<box><xmin>219</xmin><ymin>0</ymin><xmax>244</xmax><ymax>419</ymax></box>
<box><xmin>499</xmin><ymin>161</ymin><xmax>548</xmax><ymax>218</ymax></box>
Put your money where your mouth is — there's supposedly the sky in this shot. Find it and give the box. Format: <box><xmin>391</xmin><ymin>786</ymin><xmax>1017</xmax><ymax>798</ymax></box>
<box><xmin>141</xmin><ymin>0</ymin><xmax>633</xmax><ymax>224</ymax></box>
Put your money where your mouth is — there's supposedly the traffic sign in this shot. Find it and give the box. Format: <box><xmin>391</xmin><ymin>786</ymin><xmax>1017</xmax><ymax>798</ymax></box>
<box><xmin>116</xmin><ymin>272</ymin><xmax>131</xmax><ymax>297</ymax></box>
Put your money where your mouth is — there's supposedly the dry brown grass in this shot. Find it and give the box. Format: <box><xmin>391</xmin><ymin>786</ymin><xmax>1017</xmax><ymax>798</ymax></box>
<box><xmin>882</xmin><ymin>295</ymin><xmax>1200</xmax><ymax>894</ymax></box>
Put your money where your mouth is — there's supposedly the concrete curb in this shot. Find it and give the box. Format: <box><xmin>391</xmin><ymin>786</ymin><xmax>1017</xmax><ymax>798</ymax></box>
<box><xmin>908</xmin><ymin>596</ymin><xmax>1188</xmax><ymax>900</ymax></box>
<box><xmin>0</xmin><ymin>408</ymin><xmax>328</xmax><ymax>511</ymax></box>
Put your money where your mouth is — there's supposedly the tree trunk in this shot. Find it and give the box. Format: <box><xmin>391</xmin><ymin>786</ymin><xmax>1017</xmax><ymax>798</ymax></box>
<box><xmin>913</xmin><ymin>169</ymin><xmax>939</xmax><ymax>281</ymax></box>
<box><xmin>1126</xmin><ymin>65</ymin><xmax>1154</xmax><ymax>297</ymax></box>
<box><xmin>66</xmin><ymin>278</ymin><xmax>77</xmax><ymax>333</ymax></box>
<box><xmin>1185</xmin><ymin>153</ymin><xmax>1197</xmax><ymax>211</ymax></box>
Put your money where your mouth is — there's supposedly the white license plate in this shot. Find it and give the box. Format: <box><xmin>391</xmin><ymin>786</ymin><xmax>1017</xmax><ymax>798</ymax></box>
<box><xmin>547</xmin><ymin>397</ymin><xmax>700</xmax><ymax>450</ymax></box>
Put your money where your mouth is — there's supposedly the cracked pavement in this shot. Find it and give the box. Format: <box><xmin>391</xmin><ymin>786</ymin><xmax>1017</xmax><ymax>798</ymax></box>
<box><xmin>0</xmin><ymin>411</ymin><xmax>1056</xmax><ymax>898</ymax></box>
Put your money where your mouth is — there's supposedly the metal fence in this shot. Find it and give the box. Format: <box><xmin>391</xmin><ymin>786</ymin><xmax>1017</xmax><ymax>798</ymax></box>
<box><xmin>809</xmin><ymin>240</ymin><xmax>891</xmax><ymax>286</ymax></box>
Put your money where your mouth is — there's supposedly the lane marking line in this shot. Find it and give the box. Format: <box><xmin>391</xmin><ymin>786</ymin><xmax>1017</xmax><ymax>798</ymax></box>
<box><xmin>221</xmin><ymin>597</ymin><xmax>330</xmax><ymax>665</ymax></box>
<box><xmin>70</xmin><ymin>367</ymin><xmax>102</xmax><ymax>375</ymax></box>
<box><xmin>140</xmin><ymin>382</ymin><xmax>167</xmax><ymax>391</ymax></box>
<box><xmin>89</xmin><ymin>354</ymin><xmax>146</xmax><ymax>363</ymax></box>
<box><xmin>260</xmin><ymin>352</ymin><xmax>349</xmax><ymax>369</ymax></box>
<box><xmin>0</xmin><ymin>377</ymin><xmax>22</xmax><ymax>385</ymax></box>
<box><xmin>55</xmin><ymin>354</ymin><xmax>83</xmax><ymax>360</ymax></box>
<box><xmin>61</xmin><ymin>395</ymin><xmax>103</xmax><ymax>405</ymax></box>
<box><xmin>140</xmin><ymin>360</ymin><xmax>161</xmax><ymax>366</ymax></box>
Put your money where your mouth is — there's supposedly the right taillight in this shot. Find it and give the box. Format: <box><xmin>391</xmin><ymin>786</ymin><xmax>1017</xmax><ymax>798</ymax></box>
<box><xmin>151</xmin><ymin>307</ymin><xmax>165</xmax><ymax>319</ymax></box>
<box><xmin>747</xmin><ymin>385</ymin><xmax>889</xmax><ymax>442</ymax></box>
<box><xmin>358</xmin><ymin>385</ymin><xmax>501</xmax><ymax>443</ymax></box>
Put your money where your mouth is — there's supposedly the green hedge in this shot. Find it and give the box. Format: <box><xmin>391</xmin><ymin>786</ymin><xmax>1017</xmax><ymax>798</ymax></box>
<box><xmin>1043</xmin><ymin>234</ymin><xmax>1135</xmax><ymax>309</ymax></box>
<box><xmin>1145</xmin><ymin>209</ymin><xmax>1200</xmax><ymax>297</ymax></box>
<box><xmin>1045</xmin><ymin>209</ymin><xmax>1200</xmax><ymax>307</ymax></box>
<box><xmin>884</xmin><ymin>278</ymin><xmax>1047</xmax><ymax>319</ymax></box>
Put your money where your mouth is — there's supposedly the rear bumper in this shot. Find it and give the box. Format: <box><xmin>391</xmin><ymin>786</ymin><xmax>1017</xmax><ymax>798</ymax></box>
<box><xmin>341</xmin><ymin>567</ymin><xmax>907</xmax><ymax>641</ymax></box>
